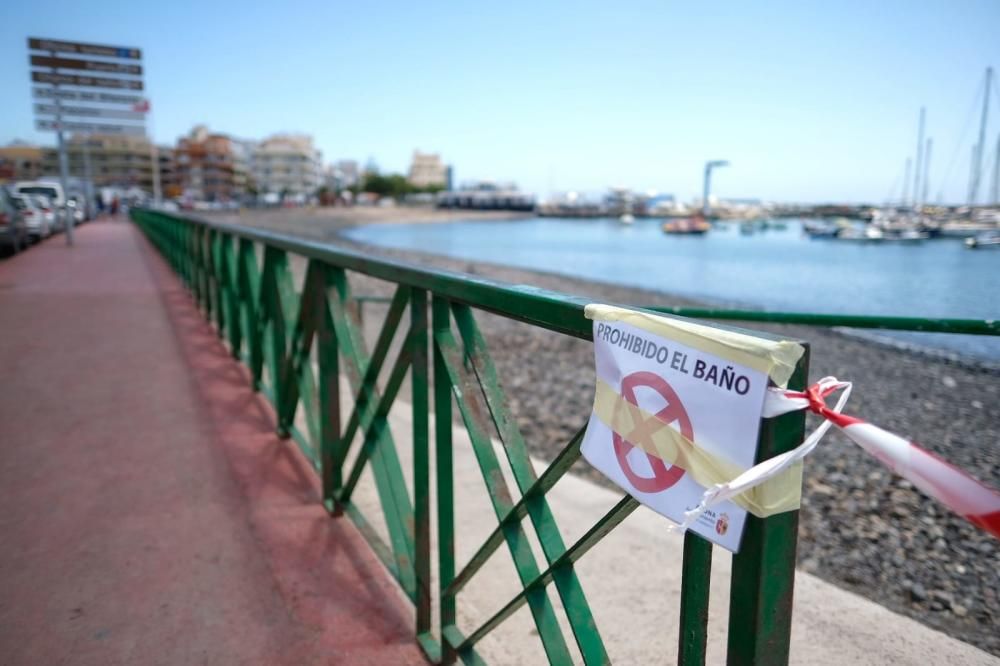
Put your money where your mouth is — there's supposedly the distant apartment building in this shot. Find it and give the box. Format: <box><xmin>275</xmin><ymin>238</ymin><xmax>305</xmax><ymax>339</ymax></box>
<box><xmin>35</xmin><ymin>134</ymin><xmax>174</xmax><ymax>194</ymax></box>
<box><xmin>407</xmin><ymin>150</ymin><xmax>447</xmax><ymax>189</ymax></box>
<box><xmin>253</xmin><ymin>134</ymin><xmax>321</xmax><ymax>199</ymax></box>
<box><xmin>175</xmin><ymin>125</ymin><xmax>239</xmax><ymax>201</ymax></box>
<box><xmin>0</xmin><ymin>143</ymin><xmax>45</xmax><ymax>182</ymax></box>
<box><xmin>330</xmin><ymin>159</ymin><xmax>360</xmax><ymax>189</ymax></box>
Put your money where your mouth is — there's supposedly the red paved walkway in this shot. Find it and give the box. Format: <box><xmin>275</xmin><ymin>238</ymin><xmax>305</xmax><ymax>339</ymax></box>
<box><xmin>0</xmin><ymin>221</ymin><xmax>426</xmax><ymax>665</ymax></box>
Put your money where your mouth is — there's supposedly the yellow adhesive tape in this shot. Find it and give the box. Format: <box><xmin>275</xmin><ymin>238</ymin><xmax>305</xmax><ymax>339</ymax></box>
<box><xmin>585</xmin><ymin>304</ymin><xmax>805</xmax><ymax>388</ymax></box>
<box><xmin>593</xmin><ymin>378</ymin><xmax>802</xmax><ymax>517</ymax></box>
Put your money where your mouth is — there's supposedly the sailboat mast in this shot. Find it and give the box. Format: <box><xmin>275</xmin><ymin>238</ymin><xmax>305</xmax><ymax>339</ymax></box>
<box><xmin>902</xmin><ymin>158</ymin><xmax>912</xmax><ymax>206</ymax></box>
<box><xmin>992</xmin><ymin>132</ymin><xmax>1000</xmax><ymax>204</ymax></box>
<box><xmin>969</xmin><ymin>67</ymin><xmax>993</xmax><ymax>205</ymax></box>
<box><xmin>913</xmin><ymin>107</ymin><xmax>925</xmax><ymax>210</ymax></box>
<box><xmin>921</xmin><ymin>138</ymin><xmax>933</xmax><ymax>207</ymax></box>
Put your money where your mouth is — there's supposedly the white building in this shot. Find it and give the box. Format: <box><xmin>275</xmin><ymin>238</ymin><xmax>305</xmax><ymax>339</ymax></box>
<box><xmin>407</xmin><ymin>150</ymin><xmax>447</xmax><ymax>189</ymax></box>
<box><xmin>327</xmin><ymin>159</ymin><xmax>360</xmax><ymax>189</ymax></box>
<box><xmin>230</xmin><ymin>138</ymin><xmax>258</xmax><ymax>197</ymax></box>
<box><xmin>253</xmin><ymin>134</ymin><xmax>322</xmax><ymax>200</ymax></box>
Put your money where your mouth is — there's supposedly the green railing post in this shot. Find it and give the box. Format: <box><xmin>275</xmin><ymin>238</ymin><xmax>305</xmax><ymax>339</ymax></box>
<box><xmin>726</xmin><ymin>350</ymin><xmax>810</xmax><ymax>666</ymax></box>
<box><xmin>319</xmin><ymin>265</ymin><xmax>342</xmax><ymax>514</ymax></box>
<box><xmin>209</xmin><ymin>228</ymin><xmax>226</xmax><ymax>339</ymax></box>
<box><xmin>678</xmin><ymin>533</ymin><xmax>713</xmax><ymax>665</ymax></box>
<box><xmin>219</xmin><ymin>233</ymin><xmax>242</xmax><ymax>359</ymax></box>
<box><xmin>411</xmin><ymin>288</ymin><xmax>438</xmax><ymax>660</ymax></box>
<box><xmin>237</xmin><ymin>237</ymin><xmax>263</xmax><ymax>390</ymax></box>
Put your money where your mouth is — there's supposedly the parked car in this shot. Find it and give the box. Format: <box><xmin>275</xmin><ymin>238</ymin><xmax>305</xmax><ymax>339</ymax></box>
<box><xmin>14</xmin><ymin>181</ymin><xmax>69</xmax><ymax>230</ymax></box>
<box><xmin>0</xmin><ymin>188</ymin><xmax>29</xmax><ymax>255</ymax></box>
<box><xmin>29</xmin><ymin>195</ymin><xmax>61</xmax><ymax>232</ymax></box>
<box><xmin>11</xmin><ymin>195</ymin><xmax>52</xmax><ymax>241</ymax></box>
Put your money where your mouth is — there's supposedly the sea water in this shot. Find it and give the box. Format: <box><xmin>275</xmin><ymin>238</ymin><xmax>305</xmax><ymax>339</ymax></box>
<box><xmin>345</xmin><ymin>217</ymin><xmax>1000</xmax><ymax>362</ymax></box>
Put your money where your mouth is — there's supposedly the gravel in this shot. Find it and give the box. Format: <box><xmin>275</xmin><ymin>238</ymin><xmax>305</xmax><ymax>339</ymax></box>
<box><xmin>217</xmin><ymin>209</ymin><xmax>1000</xmax><ymax>656</ymax></box>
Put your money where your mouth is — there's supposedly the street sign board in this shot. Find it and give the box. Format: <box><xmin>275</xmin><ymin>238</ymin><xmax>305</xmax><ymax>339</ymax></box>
<box><xmin>34</xmin><ymin>104</ymin><xmax>146</xmax><ymax>122</ymax></box>
<box><xmin>28</xmin><ymin>37</ymin><xmax>141</xmax><ymax>60</ymax></box>
<box><xmin>35</xmin><ymin>119</ymin><xmax>147</xmax><ymax>136</ymax></box>
<box><xmin>33</xmin><ymin>87</ymin><xmax>144</xmax><ymax>105</ymax></box>
<box><xmin>28</xmin><ymin>35</ymin><xmax>150</xmax><ymax>242</ymax></box>
<box><xmin>31</xmin><ymin>71</ymin><xmax>143</xmax><ymax>90</ymax></box>
<box><xmin>30</xmin><ymin>54</ymin><xmax>142</xmax><ymax>76</ymax></box>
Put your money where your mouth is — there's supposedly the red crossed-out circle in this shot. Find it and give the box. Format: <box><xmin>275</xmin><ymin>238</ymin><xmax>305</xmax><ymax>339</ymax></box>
<box><xmin>612</xmin><ymin>371</ymin><xmax>692</xmax><ymax>493</ymax></box>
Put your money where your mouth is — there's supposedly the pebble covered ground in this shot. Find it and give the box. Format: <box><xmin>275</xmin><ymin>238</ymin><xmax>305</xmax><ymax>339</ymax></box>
<box><xmin>219</xmin><ymin>209</ymin><xmax>1000</xmax><ymax>656</ymax></box>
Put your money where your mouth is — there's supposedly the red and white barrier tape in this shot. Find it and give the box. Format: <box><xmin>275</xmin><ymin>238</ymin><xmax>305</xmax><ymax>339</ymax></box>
<box><xmin>678</xmin><ymin>377</ymin><xmax>1000</xmax><ymax>539</ymax></box>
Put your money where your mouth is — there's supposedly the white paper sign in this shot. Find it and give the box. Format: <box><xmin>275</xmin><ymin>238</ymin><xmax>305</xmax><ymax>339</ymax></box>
<box><xmin>581</xmin><ymin>319</ymin><xmax>769</xmax><ymax>552</ymax></box>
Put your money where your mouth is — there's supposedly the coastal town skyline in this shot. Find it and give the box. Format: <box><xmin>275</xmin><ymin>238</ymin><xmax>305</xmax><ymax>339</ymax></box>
<box><xmin>2</xmin><ymin>0</ymin><xmax>999</xmax><ymax>203</ymax></box>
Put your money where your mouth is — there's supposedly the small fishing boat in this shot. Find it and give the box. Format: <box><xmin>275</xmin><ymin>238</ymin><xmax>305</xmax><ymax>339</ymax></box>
<box><xmin>966</xmin><ymin>231</ymin><xmax>1000</xmax><ymax>248</ymax></box>
<box><xmin>662</xmin><ymin>215</ymin><xmax>710</xmax><ymax>235</ymax></box>
<box><xmin>802</xmin><ymin>220</ymin><xmax>839</xmax><ymax>238</ymax></box>
<box><xmin>619</xmin><ymin>213</ymin><xmax>635</xmax><ymax>225</ymax></box>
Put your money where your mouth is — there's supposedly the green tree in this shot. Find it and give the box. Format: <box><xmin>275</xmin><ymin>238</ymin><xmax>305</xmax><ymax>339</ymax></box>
<box><xmin>361</xmin><ymin>172</ymin><xmax>415</xmax><ymax>199</ymax></box>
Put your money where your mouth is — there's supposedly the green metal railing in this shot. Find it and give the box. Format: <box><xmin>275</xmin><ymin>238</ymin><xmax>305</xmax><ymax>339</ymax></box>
<box><xmin>133</xmin><ymin>208</ymin><xmax>813</xmax><ymax>665</ymax></box>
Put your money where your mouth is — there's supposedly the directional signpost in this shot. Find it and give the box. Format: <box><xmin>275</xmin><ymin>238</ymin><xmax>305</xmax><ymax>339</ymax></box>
<box><xmin>27</xmin><ymin>37</ymin><xmax>148</xmax><ymax>246</ymax></box>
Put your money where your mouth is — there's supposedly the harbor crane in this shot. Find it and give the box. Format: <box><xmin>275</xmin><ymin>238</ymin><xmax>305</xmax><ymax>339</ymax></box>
<box><xmin>703</xmin><ymin>160</ymin><xmax>729</xmax><ymax>217</ymax></box>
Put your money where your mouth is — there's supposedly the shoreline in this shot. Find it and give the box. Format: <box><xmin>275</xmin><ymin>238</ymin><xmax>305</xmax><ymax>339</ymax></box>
<box><xmin>210</xmin><ymin>206</ymin><xmax>1000</xmax><ymax>656</ymax></box>
<box><xmin>339</xmin><ymin>211</ymin><xmax>1000</xmax><ymax>372</ymax></box>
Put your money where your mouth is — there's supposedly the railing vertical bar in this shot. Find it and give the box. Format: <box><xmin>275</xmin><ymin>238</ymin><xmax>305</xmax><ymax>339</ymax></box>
<box><xmin>726</xmin><ymin>350</ymin><xmax>810</xmax><ymax>666</ymax></box>
<box><xmin>200</xmin><ymin>226</ymin><xmax>211</xmax><ymax>321</ymax></box>
<box><xmin>678</xmin><ymin>532</ymin><xmax>713</xmax><ymax>665</ymax></box>
<box><xmin>221</xmin><ymin>233</ymin><xmax>242</xmax><ymax>358</ymax></box>
<box><xmin>410</xmin><ymin>287</ymin><xmax>436</xmax><ymax>656</ymax></box>
<box><xmin>434</xmin><ymin>296</ymin><xmax>457</xmax><ymax>665</ymax></box>
<box><xmin>318</xmin><ymin>266</ymin><xmax>341</xmax><ymax>513</ymax></box>
<box><xmin>210</xmin><ymin>228</ymin><xmax>225</xmax><ymax>338</ymax></box>
<box><xmin>238</xmin><ymin>238</ymin><xmax>263</xmax><ymax>389</ymax></box>
<box><xmin>277</xmin><ymin>261</ymin><xmax>320</xmax><ymax>433</ymax></box>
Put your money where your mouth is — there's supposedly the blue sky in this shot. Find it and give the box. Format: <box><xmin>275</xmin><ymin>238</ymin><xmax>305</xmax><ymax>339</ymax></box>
<box><xmin>3</xmin><ymin>0</ymin><xmax>999</xmax><ymax>203</ymax></box>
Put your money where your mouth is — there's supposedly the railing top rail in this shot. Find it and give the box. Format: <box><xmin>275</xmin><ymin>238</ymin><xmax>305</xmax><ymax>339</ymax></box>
<box><xmin>649</xmin><ymin>307</ymin><xmax>1000</xmax><ymax>337</ymax></box>
<box><xmin>148</xmin><ymin>209</ymin><xmax>998</xmax><ymax>341</ymax></box>
<box><xmin>146</xmin><ymin>210</ymin><xmax>795</xmax><ymax>344</ymax></box>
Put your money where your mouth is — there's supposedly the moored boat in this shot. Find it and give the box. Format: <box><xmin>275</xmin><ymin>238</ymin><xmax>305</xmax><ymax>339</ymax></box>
<box><xmin>939</xmin><ymin>222</ymin><xmax>1000</xmax><ymax>238</ymax></box>
<box><xmin>803</xmin><ymin>220</ymin><xmax>840</xmax><ymax>238</ymax></box>
<box><xmin>662</xmin><ymin>215</ymin><xmax>710</xmax><ymax>235</ymax></box>
<box><xmin>966</xmin><ymin>230</ymin><xmax>1000</xmax><ymax>248</ymax></box>
<box><xmin>837</xmin><ymin>226</ymin><xmax>928</xmax><ymax>242</ymax></box>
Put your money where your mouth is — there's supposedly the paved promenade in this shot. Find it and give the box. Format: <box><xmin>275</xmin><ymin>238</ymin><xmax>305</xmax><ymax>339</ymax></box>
<box><xmin>0</xmin><ymin>221</ymin><xmax>424</xmax><ymax>665</ymax></box>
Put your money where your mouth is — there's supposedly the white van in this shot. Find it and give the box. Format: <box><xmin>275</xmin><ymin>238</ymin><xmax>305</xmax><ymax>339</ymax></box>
<box><xmin>15</xmin><ymin>181</ymin><xmax>65</xmax><ymax>208</ymax></box>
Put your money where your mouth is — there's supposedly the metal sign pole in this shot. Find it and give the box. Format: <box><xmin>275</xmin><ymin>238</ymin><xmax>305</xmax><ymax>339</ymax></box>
<box><xmin>51</xmin><ymin>49</ymin><xmax>74</xmax><ymax>245</ymax></box>
<box><xmin>148</xmin><ymin>103</ymin><xmax>161</xmax><ymax>206</ymax></box>
<box><xmin>82</xmin><ymin>134</ymin><xmax>94</xmax><ymax>219</ymax></box>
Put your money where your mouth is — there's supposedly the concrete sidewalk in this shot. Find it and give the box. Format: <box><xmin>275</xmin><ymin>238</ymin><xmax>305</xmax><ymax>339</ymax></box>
<box><xmin>352</xmin><ymin>400</ymin><xmax>1000</xmax><ymax>665</ymax></box>
<box><xmin>0</xmin><ymin>222</ymin><xmax>424</xmax><ymax>665</ymax></box>
<box><xmin>343</xmin><ymin>390</ymin><xmax>999</xmax><ymax>665</ymax></box>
